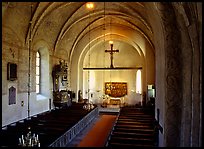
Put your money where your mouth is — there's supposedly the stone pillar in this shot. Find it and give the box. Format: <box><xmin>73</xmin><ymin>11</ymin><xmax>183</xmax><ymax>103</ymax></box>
<box><xmin>159</xmin><ymin>3</ymin><xmax>182</xmax><ymax>147</ymax></box>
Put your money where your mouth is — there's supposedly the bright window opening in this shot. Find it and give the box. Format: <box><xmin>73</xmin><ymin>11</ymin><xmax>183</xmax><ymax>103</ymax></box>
<box><xmin>36</xmin><ymin>51</ymin><xmax>40</xmax><ymax>94</ymax></box>
<box><xmin>136</xmin><ymin>70</ymin><xmax>142</xmax><ymax>94</ymax></box>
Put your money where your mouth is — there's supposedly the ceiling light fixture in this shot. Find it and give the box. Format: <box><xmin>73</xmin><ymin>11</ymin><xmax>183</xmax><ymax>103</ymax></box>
<box><xmin>86</xmin><ymin>2</ymin><xmax>94</xmax><ymax>9</ymax></box>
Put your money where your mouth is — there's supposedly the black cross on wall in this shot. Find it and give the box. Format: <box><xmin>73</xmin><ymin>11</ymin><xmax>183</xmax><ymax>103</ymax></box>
<box><xmin>105</xmin><ymin>43</ymin><xmax>119</xmax><ymax>68</ymax></box>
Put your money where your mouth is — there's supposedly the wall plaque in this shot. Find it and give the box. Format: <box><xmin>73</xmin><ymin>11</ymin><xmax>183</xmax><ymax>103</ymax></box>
<box><xmin>9</xmin><ymin>86</ymin><xmax>16</xmax><ymax>105</ymax></box>
<box><xmin>7</xmin><ymin>62</ymin><xmax>17</xmax><ymax>81</ymax></box>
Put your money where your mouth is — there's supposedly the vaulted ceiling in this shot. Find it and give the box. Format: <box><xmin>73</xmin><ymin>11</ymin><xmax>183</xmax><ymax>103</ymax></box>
<box><xmin>2</xmin><ymin>2</ymin><xmax>155</xmax><ymax>64</ymax></box>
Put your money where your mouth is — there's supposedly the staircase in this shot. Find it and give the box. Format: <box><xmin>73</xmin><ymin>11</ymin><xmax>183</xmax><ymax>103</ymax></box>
<box><xmin>106</xmin><ymin>106</ymin><xmax>158</xmax><ymax>147</ymax></box>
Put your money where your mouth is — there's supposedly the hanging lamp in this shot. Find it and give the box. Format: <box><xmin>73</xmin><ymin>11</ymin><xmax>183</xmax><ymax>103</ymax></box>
<box><xmin>27</xmin><ymin>2</ymin><xmax>33</xmax><ymax>118</ymax></box>
<box><xmin>86</xmin><ymin>2</ymin><xmax>94</xmax><ymax>102</ymax></box>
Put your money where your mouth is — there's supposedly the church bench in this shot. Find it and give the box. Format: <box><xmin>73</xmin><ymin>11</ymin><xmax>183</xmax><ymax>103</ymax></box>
<box><xmin>119</xmin><ymin>110</ymin><xmax>153</xmax><ymax>113</ymax></box>
<box><xmin>119</xmin><ymin>115</ymin><xmax>154</xmax><ymax>119</ymax></box>
<box><xmin>117</xmin><ymin>120</ymin><xmax>154</xmax><ymax>125</ymax></box>
<box><xmin>107</xmin><ymin>141</ymin><xmax>154</xmax><ymax>147</ymax></box>
<box><xmin>118</xmin><ymin>116</ymin><xmax>154</xmax><ymax>120</ymax></box>
<box><xmin>32</xmin><ymin>130</ymin><xmax>63</xmax><ymax>139</ymax></box>
<box><xmin>35</xmin><ymin>114</ymin><xmax>83</xmax><ymax>120</ymax></box>
<box><xmin>116</xmin><ymin>120</ymin><xmax>154</xmax><ymax>125</ymax></box>
<box><xmin>108</xmin><ymin>136</ymin><xmax>154</xmax><ymax>145</ymax></box>
<box><xmin>30</xmin><ymin>126</ymin><xmax>66</xmax><ymax>140</ymax></box>
<box><xmin>118</xmin><ymin>111</ymin><xmax>153</xmax><ymax>115</ymax></box>
<box><xmin>1</xmin><ymin>104</ymin><xmax>98</xmax><ymax>147</ymax></box>
<box><xmin>32</xmin><ymin>122</ymin><xmax>72</xmax><ymax>131</ymax></box>
<box><xmin>111</xmin><ymin>131</ymin><xmax>154</xmax><ymax>139</ymax></box>
<box><xmin>118</xmin><ymin>113</ymin><xmax>154</xmax><ymax>118</ymax></box>
<box><xmin>33</xmin><ymin>122</ymin><xmax>76</xmax><ymax>132</ymax></box>
<box><xmin>31</xmin><ymin>117</ymin><xmax>77</xmax><ymax>126</ymax></box>
<box><xmin>36</xmin><ymin>112</ymin><xmax>87</xmax><ymax>121</ymax></box>
<box><xmin>114</xmin><ymin>123</ymin><xmax>153</xmax><ymax>129</ymax></box>
<box><xmin>33</xmin><ymin>113</ymin><xmax>86</xmax><ymax>124</ymax></box>
<box><xmin>3</xmin><ymin>124</ymin><xmax>32</xmax><ymax>138</ymax></box>
<box><xmin>37</xmin><ymin>133</ymin><xmax>60</xmax><ymax>147</ymax></box>
<box><xmin>119</xmin><ymin>111</ymin><xmax>154</xmax><ymax>115</ymax></box>
<box><xmin>119</xmin><ymin>110</ymin><xmax>146</xmax><ymax>114</ymax></box>
<box><xmin>49</xmin><ymin>106</ymin><xmax>98</xmax><ymax>147</ymax></box>
<box><xmin>117</xmin><ymin>116</ymin><xmax>154</xmax><ymax>120</ymax></box>
<box><xmin>117</xmin><ymin>117</ymin><xmax>154</xmax><ymax>123</ymax></box>
<box><xmin>113</xmin><ymin>126</ymin><xmax>154</xmax><ymax>134</ymax></box>
<box><xmin>1</xmin><ymin>129</ymin><xmax>20</xmax><ymax>147</ymax></box>
<box><xmin>39</xmin><ymin>119</ymin><xmax>76</xmax><ymax>125</ymax></box>
<box><xmin>116</xmin><ymin>118</ymin><xmax>154</xmax><ymax>124</ymax></box>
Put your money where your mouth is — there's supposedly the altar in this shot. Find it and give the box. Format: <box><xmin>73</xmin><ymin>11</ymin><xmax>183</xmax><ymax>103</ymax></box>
<box><xmin>101</xmin><ymin>96</ymin><xmax>126</xmax><ymax>108</ymax></box>
<box><xmin>109</xmin><ymin>98</ymin><xmax>121</xmax><ymax>105</ymax></box>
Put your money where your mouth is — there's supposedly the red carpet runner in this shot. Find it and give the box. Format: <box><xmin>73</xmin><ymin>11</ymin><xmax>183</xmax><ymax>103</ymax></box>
<box><xmin>77</xmin><ymin>115</ymin><xmax>117</xmax><ymax>147</ymax></box>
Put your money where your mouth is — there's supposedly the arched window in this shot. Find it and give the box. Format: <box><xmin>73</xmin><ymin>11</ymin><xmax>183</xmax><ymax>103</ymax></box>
<box><xmin>136</xmin><ymin>69</ymin><xmax>142</xmax><ymax>94</ymax></box>
<box><xmin>36</xmin><ymin>51</ymin><xmax>40</xmax><ymax>94</ymax></box>
<box><xmin>36</xmin><ymin>47</ymin><xmax>50</xmax><ymax>100</ymax></box>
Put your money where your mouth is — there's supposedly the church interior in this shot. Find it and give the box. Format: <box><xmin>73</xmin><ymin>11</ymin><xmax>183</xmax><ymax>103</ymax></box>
<box><xmin>2</xmin><ymin>2</ymin><xmax>202</xmax><ymax>147</ymax></box>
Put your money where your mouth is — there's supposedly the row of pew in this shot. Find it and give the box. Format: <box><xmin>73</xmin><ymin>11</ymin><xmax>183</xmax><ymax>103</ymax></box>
<box><xmin>1</xmin><ymin>103</ymin><xmax>94</xmax><ymax>147</ymax></box>
<box><xmin>107</xmin><ymin>106</ymin><xmax>157</xmax><ymax>147</ymax></box>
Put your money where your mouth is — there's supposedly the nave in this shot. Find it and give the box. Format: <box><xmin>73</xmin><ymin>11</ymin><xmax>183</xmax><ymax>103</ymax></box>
<box><xmin>1</xmin><ymin>102</ymin><xmax>158</xmax><ymax>147</ymax></box>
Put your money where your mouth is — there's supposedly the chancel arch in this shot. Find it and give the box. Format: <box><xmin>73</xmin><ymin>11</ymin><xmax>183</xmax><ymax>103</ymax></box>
<box><xmin>70</xmin><ymin>24</ymin><xmax>154</xmax><ymax>101</ymax></box>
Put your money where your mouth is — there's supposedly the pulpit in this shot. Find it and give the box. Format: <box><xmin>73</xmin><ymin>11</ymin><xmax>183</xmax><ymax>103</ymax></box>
<box><xmin>52</xmin><ymin>60</ymin><xmax>72</xmax><ymax>108</ymax></box>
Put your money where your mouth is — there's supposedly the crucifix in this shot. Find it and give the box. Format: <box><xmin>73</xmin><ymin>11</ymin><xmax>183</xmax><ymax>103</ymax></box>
<box><xmin>105</xmin><ymin>41</ymin><xmax>119</xmax><ymax>68</ymax></box>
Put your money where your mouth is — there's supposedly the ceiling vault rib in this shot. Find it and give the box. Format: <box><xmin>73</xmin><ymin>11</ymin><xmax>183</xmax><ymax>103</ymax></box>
<box><xmin>54</xmin><ymin>2</ymin><xmax>85</xmax><ymax>53</ymax></box>
<box><xmin>25</xmin><ymin>2</ymin><xmax>40</xmax><ymax>45</ymax></box>
<box><xmin>69</xmin><ymin>17</ymin><xmax>98</xmax><ymax>63</ymax></box>
<box><xmin>25</xmin><ymin>2</ymin><xmax>53</xmax><ymax>44</ymax></box>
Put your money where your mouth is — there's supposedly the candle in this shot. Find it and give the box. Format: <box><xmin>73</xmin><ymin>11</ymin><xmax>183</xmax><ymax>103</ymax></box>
<box><xmin>19</xmin><ymin>138</ymin><xmax>21</xmax><ymax>144</ymax></box>
<box><xmin>38</xmin><ymin>142</ymin><xmax>40</xmax><ymax>147</ymax></box>
<box><xmin>22</xmin><ymin>138</ymin><xmax>24</xmax><ymax>145</ymax></box>
<box><xmin>36</xmin><ymin>134</ymin><xmax>38</xmax><ymax>140</ymax></box>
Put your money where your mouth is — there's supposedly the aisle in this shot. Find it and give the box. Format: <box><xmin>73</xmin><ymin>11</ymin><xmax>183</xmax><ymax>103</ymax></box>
<box><xmin>77</xmin><ymin>114</ymin><xmax>117</xmax><ymax>147</ymax></box>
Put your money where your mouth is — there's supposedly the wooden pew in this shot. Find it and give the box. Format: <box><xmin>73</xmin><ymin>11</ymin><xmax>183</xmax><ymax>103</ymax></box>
<box><xmin>108</xmin><ymin>136</ymin><xmax>154</xmax><ymax>146</ymax></box>
<box><xmin>1</xmin><ymin>103</ymin><xmax>96</xmax><ymax>147</ymax></box>
<box><xmin>107</xmin><ymin>106</ymin><xmax>156</xmax><ymax>147</ymax></box>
